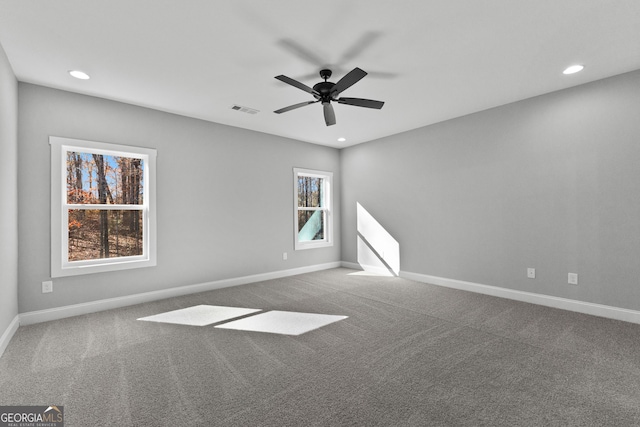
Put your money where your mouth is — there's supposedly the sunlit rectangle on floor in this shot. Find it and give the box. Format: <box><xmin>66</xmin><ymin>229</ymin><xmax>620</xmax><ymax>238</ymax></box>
<box><xmin>215</xmin><ymin>310</ymin><xmax>348</xmax><ymax>336</ymax></box>
<box><xmin>137</xmin><ymin>305</ymin><xmax>261</xmax><ymax>326</ymax></box>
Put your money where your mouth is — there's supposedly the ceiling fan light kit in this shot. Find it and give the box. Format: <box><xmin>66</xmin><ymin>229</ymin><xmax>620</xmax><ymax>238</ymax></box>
<box><xmin>274</xmin><ymin>67</ymin><xmax>384</xmax><ymax>126</ymax></box>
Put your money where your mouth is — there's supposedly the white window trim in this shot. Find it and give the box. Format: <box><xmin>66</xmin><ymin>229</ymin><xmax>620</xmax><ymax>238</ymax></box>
<box><xmin>293</xmin><ymin>167</ymin><xmax>333</xmax><ymax>250</ymax></box>
<box><xmin>50</xmin><ymin>136</ymin><xmax>157</xmax><ymax>277</ymax></box>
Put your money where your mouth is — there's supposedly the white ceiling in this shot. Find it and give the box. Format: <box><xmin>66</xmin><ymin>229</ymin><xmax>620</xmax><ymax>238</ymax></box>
<box><xmin>1</xmin><ymin>1</ymin><xmax>640</xmax><ymax>148</ymax></box>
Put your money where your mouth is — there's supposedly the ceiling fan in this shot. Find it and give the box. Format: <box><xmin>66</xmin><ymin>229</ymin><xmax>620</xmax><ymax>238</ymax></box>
<box><xmin>274</xmin><ymin>67</ymin><xmax>384</xmax><ymax>126</ymax></box>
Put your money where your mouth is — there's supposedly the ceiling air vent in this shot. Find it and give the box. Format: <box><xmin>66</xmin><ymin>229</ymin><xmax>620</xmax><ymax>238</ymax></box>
<box><xmin>230</xmin><ymin>104</ymin><xmax>259</xmax><ymax>115</ymax></box>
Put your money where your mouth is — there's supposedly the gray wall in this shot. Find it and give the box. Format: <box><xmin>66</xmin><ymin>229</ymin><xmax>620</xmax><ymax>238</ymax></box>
<box><xmin>341</xmin><ymin>70</ymin><xmax>640</xmax><ymax>311</ymax></box>
<box><xmin>18</xmin><ymin>83</ymin><xmax>340</xmax><ymax>313</ymax></box>
<box><xmin>13</xmin><ymin>68</ymin><xmax>640</xmax><ymax>316</ymax></box>
<box><xmin>0</xmin><ymin>44</ymin><xmax>18</xmax><ymax>332</ymax></box>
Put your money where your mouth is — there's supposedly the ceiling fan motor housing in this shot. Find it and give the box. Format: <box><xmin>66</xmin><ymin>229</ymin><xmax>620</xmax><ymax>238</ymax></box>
<box><xmin>313</xmin><ymin>81</ymin><xmax>337</xmax><ymax>101</ymax></box>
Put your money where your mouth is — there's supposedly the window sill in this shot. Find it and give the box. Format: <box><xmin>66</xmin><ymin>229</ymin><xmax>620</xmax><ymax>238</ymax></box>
<box><xmin>52</xmin><ymin>257</ymin><xmax>156</xmax><ymax>278</ymax></box>
<box><xmin>294</xmin><ymin>240</ymin><xmax>333</xmax><ymax>251</ymax></box>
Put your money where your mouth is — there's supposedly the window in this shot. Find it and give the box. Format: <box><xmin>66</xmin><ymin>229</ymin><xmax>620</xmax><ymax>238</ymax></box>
<box><xmin>294</xmin><ymin>168</ymin><xmax>333</xmax><ymax>250</ymax></box>
<box><xmin>50</xmin><ymin>136</ymin><xmax>157</xmax><ymax>277</ymax></box>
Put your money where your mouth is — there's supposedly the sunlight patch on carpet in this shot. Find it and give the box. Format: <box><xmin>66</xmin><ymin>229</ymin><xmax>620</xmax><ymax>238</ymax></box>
<box><xmin>137</xmin><ymin>305</ymin><xmax>261</xmax><ymax>326</ymax></box>
<box><xmin>215</xmin><ymin>310</ymin><xmax>348</xmax><ymax>336</ymax></box>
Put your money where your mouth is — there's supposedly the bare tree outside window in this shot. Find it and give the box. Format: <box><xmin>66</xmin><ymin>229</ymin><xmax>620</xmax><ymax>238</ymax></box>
<box><xmin>294</xmin><ymin>168</ymin><xmax>332</xmax><ymax>250</ymax></box>
<box><xmin>66</xmin><ymin>151</ymin><xmax>144</xmax><ymax>261</ymax></box>
<box><xmin>297</xmin><ymin>176</ymin><xmax>325</xmax><ymax>241</ymax></box>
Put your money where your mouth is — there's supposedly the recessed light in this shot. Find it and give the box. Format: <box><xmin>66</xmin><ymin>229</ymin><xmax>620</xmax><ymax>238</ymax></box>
<box><xmin>69</xmin><ymin>70</ymin><xmax>90</xmax><ymax>80</ymax></box>
<box><xmin>337</xmin><ymin>137</ymin><xmax>346</xmax><ymax>142</ymax></box>
<box><xmin>563</xmin><ymin>65</ymin><xmax>584</xmax><ymax>75</ymax></box>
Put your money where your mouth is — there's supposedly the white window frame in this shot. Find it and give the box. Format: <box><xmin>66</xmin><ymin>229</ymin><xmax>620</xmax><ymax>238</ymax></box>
<box><xmin>293</xmin><ymin>168</ymin><xmax>333</xmax><ymax>250</ymax></box>
<box><xmin>50</xmin><ymin>136</ymin><xmax>157</xmax><ymax>277</ymax></box>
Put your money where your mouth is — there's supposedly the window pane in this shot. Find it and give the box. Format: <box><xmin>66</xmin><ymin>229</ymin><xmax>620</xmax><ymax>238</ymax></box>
<box><xmin>68</xmin><ymin>209</ymin><xmax>143</xmax><ymax>261</ymax></box>
<box><xmin>298</xmin><ymin>210</ymin><xmax>325</xmax><ymax>241</ymax></box>
<box><xmin>66</xmin><ymin>151</ymin><xmax>144</xmax><ymax>205</ymax></box>
<box><xmin>297</xmin><ymin>176</ymin><xmax>324</xmax><ymax>208</ymax></box>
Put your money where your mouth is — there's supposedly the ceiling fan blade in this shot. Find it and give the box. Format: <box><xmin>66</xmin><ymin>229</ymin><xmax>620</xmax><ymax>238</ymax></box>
<box><xmin>275</xmin><ymin>75</ymin><xmax>319</xmax><ymax>96</ymax></box>
<box><xmin>323</xmin><ymin>102</ymin><xmax>336</xmax><ymax>126</ymax></box>
<box><xmin>331</xmin><ymin>67</ymin><xmax>367</xmax><ymax>96</ymax></box>
<box><xmin>274</xmin><ymin>100</ymin><xmax>318</xmax><ymax>114</ymax></box>
<box><xmin>337</xmin><ymin>97</ymin><xmax>384</xmax><ymax>109</ymax></box>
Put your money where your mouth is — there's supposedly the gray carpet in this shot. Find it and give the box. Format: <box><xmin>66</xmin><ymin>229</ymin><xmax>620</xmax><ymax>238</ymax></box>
<box><xmin>2</xmin><ymin>268</ymin><xmax>640</xmax><ymax>426</ymax></box>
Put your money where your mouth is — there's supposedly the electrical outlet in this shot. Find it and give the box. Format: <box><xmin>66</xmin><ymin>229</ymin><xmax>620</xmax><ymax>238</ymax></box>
<box><xmin>568</xmin><ymin>273</ymin><xmax>578</xmax><ymax>285</ymax></box>
<box><xmin>283</xmin><ymin>252</ymin><xmax>287</xmax><ymax>261</ymax></box>
<box><xmin>527</xmin><ymin>268</ymin><xmax>535</xmax><ymax>279</ymax></box>
<box><xmin>42</xmin><ymin>280</ymin><xmax>53</xmax><ymax>293</ymax></box>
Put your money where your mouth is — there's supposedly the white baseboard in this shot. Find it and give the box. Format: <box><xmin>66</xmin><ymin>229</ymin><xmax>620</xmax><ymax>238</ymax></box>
<box><xmin>0</xmin><ymin>315</ymin><xmax>20</xmax><ymax>358</ymax></box>
<box><xmin>19</xmin><ymin>262</ymin><xmax>342</xmax><ymax>326</ymax></box>
<box><xmin>341</xmin><ymin>261</ymin><xmax>362</xmax><ymax>270</ymax></box>
<box><xmin>18</xmin><ymin>261</ymin><xmax>639</xmax><ymax>328</ymax></box>
<box><xmin>340</xmin><ymin>261</ymin><xmax>397</xmax><ymax>276</ymax></box>
<box><xmin>400</xmin><ymin>270</ymin><xmax>640</xmax><ymax>325</ymax></box>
